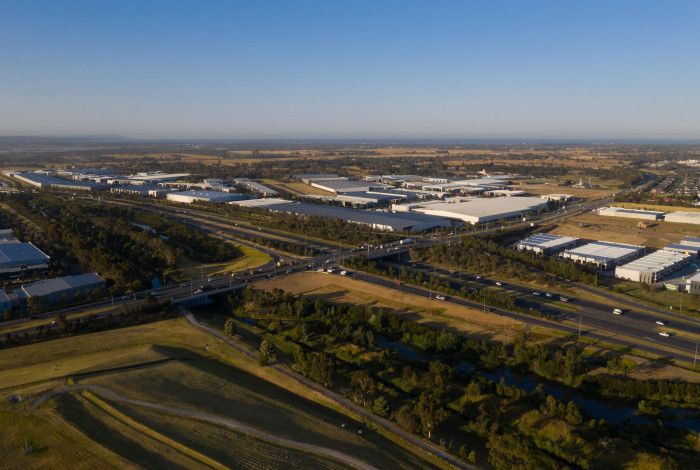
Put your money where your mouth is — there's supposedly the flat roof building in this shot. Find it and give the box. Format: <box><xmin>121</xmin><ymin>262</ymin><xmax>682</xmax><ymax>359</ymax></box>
<box><xmin>234</xmin><ymin>179</ymin><xmax>279</xmax><ymax>197</ymax></box>
<box><xmin>598</xmin><ymin>206</ymin><xmax>665</xmax><ymax>220</ymax></box>
<box><xmin>560</xmin><ymin>241</ymin><xmax>644</xmax><ymax>270</ymax></box>
<box><xmin>166</xmin><ymin>190</ymin><xmax>250</xmax><ymax>204</ymax></box>
<box><xmin>309</xmin><ymin>179</ymin><xmax>389</xmax><ymax>194</ymax></box>
<box><xmin>664</xmin><ymin>211</ymin><xmax>700</xmax><ymax>225</ymax></box>
<box><xmin>517</xmin><ymin>233</ymin><xmax>580</xmax><ymax>256</ymax></box>
<box><xmin>230</xmin><ymin>200</ymin><xmax>452</xmax><ymax>232</ymax></box>
<box><xmin>20</xmin><ymin>273</ymin><xmax>105</xmax><ymax>304</ymax></box>
<box><xmin>615</xmin><ymin>249</ymin><xmax>693</xmax><ymax>284</ymax></box>
<box><xmin>0</xmin><ymin>242</ymin><xmax>51</xmax><ymax>276</ymax></box>
<box><xmin>393</xmin><ymin>197</ymin><xmax>547</xmax><ymax>224</ymax></box>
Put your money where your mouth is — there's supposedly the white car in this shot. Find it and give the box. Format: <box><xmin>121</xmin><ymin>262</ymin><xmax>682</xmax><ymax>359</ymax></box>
<box><xmin>435</xmin><ymin>295</ymin><xmax>446</xmax><ymax>301</ymax></box>
<box><xmin>659</xmin><ymin>331</ymin><xmax>670</xmax><ymax>337</ymax></box>
<box><xmin>655</xmin><ymin>320</ymin><xmax>666</xmax><ymax>326</ymax></box>
<box><xmin>340</xmin><ymin>270</ymin><xmax>347</xmax><ymax>276</ymax></box>
<box><xmin>545</xmin><ymin>293</ymin><xmax>552</xmax><ymax>298</ymax></box>
<box><xmin>532</xmin><ymin>291</ymin><xmax>541</xmax><ymax>296</ymax></box>
<box><xmin>560</xmin><ymin>297</ymin><xmax>569</xmax><ymax>302</ymax></box>
<box><xmin>612</xmin><ymin>308</ymin><xmax>623</xmax><ymax>315</ymax></box>
<box><xmin>495</xmin><ymin>281</ymin><xmax>502</xmax><ymax>286</ymax></box>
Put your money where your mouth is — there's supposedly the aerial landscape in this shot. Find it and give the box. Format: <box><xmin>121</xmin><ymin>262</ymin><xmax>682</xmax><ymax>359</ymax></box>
<box><xmin>1</xmin><ymin>1</ymin><xmax>700</xmax><ymax>469</ymax></box>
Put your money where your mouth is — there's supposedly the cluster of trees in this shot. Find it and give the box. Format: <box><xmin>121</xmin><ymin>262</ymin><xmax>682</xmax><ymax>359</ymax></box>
<box><xmin>2</xmin><ymin>195</ymin><xmax>240</xmax><ymax>290</ymax></box>
<box><xmin>218</xmin><ymin>287</ymin><xmax>699</xmax><ymax>469</ymax></box>
<box><xmin>414</xmin><ymin>236</ymin><xmax>600</xmax><ymax>286</ymax></box>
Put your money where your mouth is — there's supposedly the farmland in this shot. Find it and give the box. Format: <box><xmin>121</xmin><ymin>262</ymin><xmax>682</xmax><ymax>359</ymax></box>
<box><xmin>0</xmin><ymin>318</ymin><xmax>440</xmax><ymax>469</ymax></box>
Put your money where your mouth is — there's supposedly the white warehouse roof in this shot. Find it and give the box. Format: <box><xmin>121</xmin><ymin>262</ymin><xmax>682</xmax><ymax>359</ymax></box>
<box><xmin>561</xmin><ymin>241</ymin><xmax>643</xmax><ymax>265</ymax></box>
<box><xmin>396</xmin><ymin>197</ymin><xmax>547</xmax><ymax>224</ymax></box>
<box><xmin>518</xmin><ymin>233</ymin><xmax>579</xmax><ymax>251</ymax></box>
<box><xmin>664</xmin><ymin>211</ymin><xmax>700</xmax><ymax>225</ymax></box>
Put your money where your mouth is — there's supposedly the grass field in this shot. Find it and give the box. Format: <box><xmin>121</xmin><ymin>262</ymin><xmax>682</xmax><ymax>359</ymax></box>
<box><xmin>256</xmin><ymin>272</ymin><xmax>521</xmax><ymax>343</ymax></box>
<box><xmin>0</xmin><ymin>317</ymin><xmax>441</xmax><ymax>469</ymax></box>
<box><xmin>168</xmin><ymin>243</ymin><xmax>271</xmax><ymax>281</ymax></box>
<box><xmin>550</xmin><ymin>211</ymin><xmax>700</xmax><ymax>247</ymax></box>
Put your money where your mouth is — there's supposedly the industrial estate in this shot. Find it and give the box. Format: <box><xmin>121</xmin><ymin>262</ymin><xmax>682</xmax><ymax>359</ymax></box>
<box><xmin>1</xmin><ymin>142</ymin><xmax>700</xmax><ymax>470</ymax></box>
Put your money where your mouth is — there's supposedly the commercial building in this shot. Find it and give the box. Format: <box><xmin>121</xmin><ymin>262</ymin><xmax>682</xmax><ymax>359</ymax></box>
<box><xmin>598</xmin><ymin>206</ymin><xmax>665</xmax><ymax>220</ymax></box>
<box><xmin>230</xmin><ymin>200</ymin><xmax>452</xmax><ymax>232</ymax></box>
<box><xmin>20</xmin><ymin>273</ymin><xmax>105</xmax><ymax>305</ymax></box>
<box><xmin>202</xmin><ymin>179</ymin><xmax>236</xmax><ymax>193</ymax></box>
<box><xmin>663</xmin><ymin>243</ymin><xmax>700</xmax><ymax>256</ymax></box>
<box><xmin>110</xmin><ymin>185</ymin><xmax>170</xmax><ymax>197</ymax></box>
<box><xmin>664</xmin><ymin>211</ymin><xmax>700</xmax><ymax>225</ymax></box>
<box><xmin>234</xmin><ymin>179</ymin><xmax>279</xmax><ymax>197</ymax></box>
<box><xmin>127</xmin><ymin>172</ymin><xmax>191</xmax><ymax>183</ymax></box>
<box><xmin>516</xmin><ymin>233</ymin><xmax>580</xmax><ymax>256</ymax></box>
<box><xmin>232</xmin><ymin>198</ymin><xmax>291</xmax><ymax>208</ymax></box>
<box><xmin>0</xmin><ymin>242</ymin><xmax>51</xmax><ymax>276</ymax></box>
<box><xmin>8</xmin><ymin>172</ymin><xmax>106</xmax><ymax>191</ymax></box>
<box><xmin>541</xmin><ymin>194</ymin><xmax>576</xmax><ymax>202</ymax></box>
<box><xmin>309</xmin><ymin>179</ymin><xmax>389</xmax><ymax>194</ymax></box>
<box><xmin>615</xmin><ymin>249</ymin><xmax>693</xmax><ymax>284</ymax></box>
<box><xmin>392</xmin><ymin>197</ymin><xmax>547</xmax><ymax>224</ymax></box>
<box><xmin>166</xmin><ymin>190</ymin><xmax>250</xmax><ymax>204</ymax></box>
<box><xmin>560</xmin><ymin>241</ymin><xmax>644</xmax><ymax>270</ymax></box>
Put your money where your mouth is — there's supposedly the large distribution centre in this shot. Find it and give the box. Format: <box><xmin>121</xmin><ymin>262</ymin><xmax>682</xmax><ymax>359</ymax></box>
<box><xmin>392</xmin><ymin>197</ymin><xmax>547</xmax><ymax>224</ymax></box>
<box><xmin>615</xmin><ymin>249</ymin><xmax>693</xmax><ymax>284</ymax></box>
<box><xmin>560</xmin><ymin>241</ymin><xmax>644</xmax><ymax>269</ymax></box>
<box><xmin>516</xmin><ymin>233</ymin><xmax>580</xmax><ymax>255</ymax></box>
<box><xmin>230</xmin><ymin>199</ymin><xmax>452</xmax><ymax>232</ymax></box>
<box><xmin>166</xmin><ymin>190</ymin><xmax>250</xmax><ymax>204</ymax></box>
<box><xmin>598</xmin><ymin>206</ymin><xmax>665</xmax><ymax>220</ymax></box>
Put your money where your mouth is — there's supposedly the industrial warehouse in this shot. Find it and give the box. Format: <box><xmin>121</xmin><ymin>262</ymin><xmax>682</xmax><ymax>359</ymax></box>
<box><xmin>615</xmin><ymin>248</ymin><xmax>694</xmax><ymax>284</ymax></box>
<box><xmin>597</xmin><ymin>206</ymin><xmax>665</xmax><ymax>220</ymax></box>
<box><xmin>166</xmin><ymin>190</ymin><xmax>251</xmax><ymax>204</ymax></box>
<box><xmin>516</xmin><ymin>233</ymin><xmax>580</xmax><ymax>255</ymax></box>
<box><xmin>559</xmin><ymin>241</ymin><xmax>644</xmax><ymax>270</ymax></box>
<box><xmin>392</xmin><ymin>197</ymin><xmax>548</xmax><ymax>224</ymax></box>
<box><xmin>231</xmin><ymin>198</ymin><xmax>453</xmax><ymax>232</ymax></box>
<box><xmin>18</xmin><ymin>273</ymin><xmax>105</xmax><ymax>305</ymax></box>
<box><xmin>0</xmin><ymin>232</ymin><xmax>51</xmax><ymax>277</ymax></box>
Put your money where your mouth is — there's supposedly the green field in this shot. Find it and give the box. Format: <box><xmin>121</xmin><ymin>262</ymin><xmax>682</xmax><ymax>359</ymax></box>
<box><xmin>0</xmin><ymin>318</ymin><xmax>441</xmax><ymax>469</ymax></box>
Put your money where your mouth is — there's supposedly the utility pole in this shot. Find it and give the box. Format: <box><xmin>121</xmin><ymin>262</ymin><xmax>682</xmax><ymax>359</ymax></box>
<box><xmin>578</xmin><ymin>314</ymin><xmax>582</xmax><ymax>340</ymax></box>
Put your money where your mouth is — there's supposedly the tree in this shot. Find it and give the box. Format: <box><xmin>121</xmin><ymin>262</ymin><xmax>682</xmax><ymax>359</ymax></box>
<box><xmin>372</xmin><ymin>396</ymin><xmax>390</xmax><ymax>418</ymax></box>
<box><xmin>416</xmin><ymin>391</ymin><xmax>448</xmax><ymax>439</ymax></box>
<box><xmin>259</xmin><ymin>340</ymin><xmax>276</xmax><ymax>366</ymax></box>
<box><xmin>224</xmin><ymin>318</ymin><xmax>236</xmax><ymax>337</ymax></box>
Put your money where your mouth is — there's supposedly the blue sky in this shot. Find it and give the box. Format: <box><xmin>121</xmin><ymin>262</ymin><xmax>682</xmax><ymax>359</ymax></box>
<box><xmin>1</xmin><ymin>0</ymin><xmax>699</xmax><ymax>139</ymax></box>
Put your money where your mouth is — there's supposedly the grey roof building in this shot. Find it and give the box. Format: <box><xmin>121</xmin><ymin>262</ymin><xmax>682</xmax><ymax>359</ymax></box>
<box><xmin>0</xmin><ymin>242</ymin><xmax>51</xmax><ymax>275</ymax></box>
<box><xmin>21</xmin><ymin>273</ymin><xmax>105</xmax><ymax>304</ymax></box>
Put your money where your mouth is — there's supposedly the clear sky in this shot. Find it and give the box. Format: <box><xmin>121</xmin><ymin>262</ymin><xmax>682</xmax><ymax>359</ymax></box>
<box><xmin>1</xmin><ymin>0</ymin><xmax>699</xmax><ymax>140</ymax></box>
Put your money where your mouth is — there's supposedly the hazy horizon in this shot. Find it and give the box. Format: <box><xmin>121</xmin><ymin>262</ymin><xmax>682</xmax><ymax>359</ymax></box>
<box><xmin>2</xmin><ymin>0</ymin><xmax>699</xmax><ymax>139</ymax></box>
